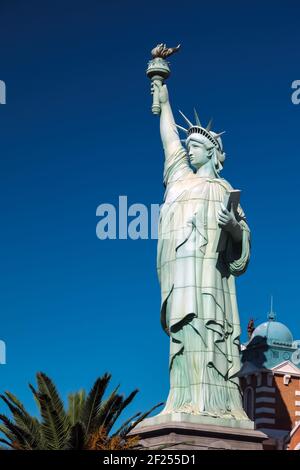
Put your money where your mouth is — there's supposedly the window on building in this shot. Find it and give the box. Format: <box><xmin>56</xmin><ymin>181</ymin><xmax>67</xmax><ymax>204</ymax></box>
<box><xmin>244</xmin><ymin>387</ymin><xmax>254</xmax><ymax>420</ymax></box>
<box><xmin>283</xmin><ymin>374</ymin><xmax>291</xmax><ymax>385</ymax></box>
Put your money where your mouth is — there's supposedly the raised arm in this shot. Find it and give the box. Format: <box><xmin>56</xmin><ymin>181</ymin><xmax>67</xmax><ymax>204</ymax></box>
<box><xmin>152</xmin><ymin>81</ymin><xmax>183</xmax><ymax>157</ymax></box>
<box><xmin>152</xmin><ymin>81</ymin><xmax>190</xmax><ymax>186</ymax></box>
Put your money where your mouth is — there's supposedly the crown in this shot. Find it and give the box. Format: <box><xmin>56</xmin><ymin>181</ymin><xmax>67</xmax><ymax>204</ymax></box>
<box><xmin>176</xmin><ymin>109</ymin><xmax>225</xmax><ymax>152</ymax></box>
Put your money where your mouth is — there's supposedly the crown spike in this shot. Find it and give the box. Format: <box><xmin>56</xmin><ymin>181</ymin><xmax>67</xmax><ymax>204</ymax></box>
<box><xmin>176</xmin><ymin>124</ymin><xmax>188</xmax><ymax>133</ymax></box>
<box><xmin>178</xmin><ymin>110</ymin><xmax>193</xmax><ymax>127</ymax></box>
<box><xmin>214</xmin><ymin>131</ymin><xmax>226</xmax><ymax>139</ymax></box>
<box><xmin>206</xmin><ymin>118</ymin><xmax>213</xmax><ymax>132</ymax></box>
<box><xmin>193</xmin><ymin>108</ymin><xmax>202</xmax><ymax>127</ymax></box>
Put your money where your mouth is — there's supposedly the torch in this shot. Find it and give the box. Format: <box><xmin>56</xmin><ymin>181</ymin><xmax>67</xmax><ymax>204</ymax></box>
<box><xmin>146</xmin><ymin>43</ymin><xmax>180</xmax><ymax>115</ymax></box>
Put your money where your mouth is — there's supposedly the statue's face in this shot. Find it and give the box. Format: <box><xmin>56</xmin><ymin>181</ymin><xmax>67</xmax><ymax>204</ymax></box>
<box><xmin>186</xmin><ymin>135</ymin><xmax>214</xmax><ymax>170</ymax></box>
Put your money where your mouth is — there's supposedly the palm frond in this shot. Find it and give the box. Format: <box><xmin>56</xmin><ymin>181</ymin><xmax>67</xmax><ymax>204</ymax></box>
<box><xmin>82</xmin><ymin>373</ymin><xmax>111</xmax><ymax>435</ymax></box>
<box><xmin>37</xmin><ymin>393</ymin><xmax>70</xmax><ymax>450</ymax></box>
<box><xmin>104</xmin><ymin>389</ymin><xmax>139</xmax><ymax>434</ymax></box>
<box><xmin>110</xmin><ymin>411</ymin><xmax>142</xmax><ymax>438</ymax></box>
<box><xmin>36</xmin><ymin>372</ymin><xmax>66</xmax><ymax>422</ymax></box>
<box><xmin>0</xmin><ymin>437</ymin><xmax>15</xmax><ymax>449</ymax></box>
<box><xmin>0</xmin><ymin>414</ymin><xmax>35</xmax><ymax>450</ymax></box>
<box><xmin>64</xmin><ymin>422</ymin><xmax>86</xmax><ymax>450</ymax></box>
<box><xmin>28</xmin><ymin>383</ymin><xmax>42</xmax><ymax>412</ymax></box>
<box><xmin>118</xmin><ymin>402</ymin><xmax>164</xmax><ymax>438</ymax></box>
<box><xmin>0</xmin><ymin>371</ymin><xmax>161</xmax><ymax>451</ymax></box>
<box><xmin>93</xmin><ymin>389</ymin><xmax>122</xmax><ymax>432</ymax></box>
<box><xmin>0</xmin><ymin>423</ymin><xmax>16</xmax><ymax>443</ymax></box>
<box><xmin>4</xmin><ymin>391</ymin><xmax>26</xmax><ymax>411</ymax></box>
<box><xmin>67</xmin><ymin>390</ymin><xmax>86</xmax><ymax>425</ymax></box>
<box><xmin>0</xmin><ymin>394</ymin><xmax>42</xmax><ymax>449</ymax></box>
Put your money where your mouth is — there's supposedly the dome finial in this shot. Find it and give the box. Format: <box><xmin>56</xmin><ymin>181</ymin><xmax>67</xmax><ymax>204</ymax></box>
<box><xmin>268</xmin><ymin>295</ymin><xmax>276</xmax><ymax>321</ymax></box>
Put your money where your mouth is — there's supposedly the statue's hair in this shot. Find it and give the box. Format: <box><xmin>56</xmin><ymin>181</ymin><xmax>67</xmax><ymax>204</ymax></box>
<box><xmin>212</xmin><ymin>147</ymin><xmax>226</xmax><ymax>176</ymax></box>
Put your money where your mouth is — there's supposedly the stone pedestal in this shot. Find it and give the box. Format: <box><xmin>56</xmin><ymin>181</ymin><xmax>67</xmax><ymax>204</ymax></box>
<box><xmin>130</xmin><ymin>414</ymin><xmax>267</xmax><ymax>450</ymax></box>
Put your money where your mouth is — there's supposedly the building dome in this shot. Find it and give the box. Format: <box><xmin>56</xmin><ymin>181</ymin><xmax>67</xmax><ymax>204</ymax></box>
<box><xmin>251</xmin><ymin>313</ymin><xmax>293</xmax><ymax>344</ymax></box>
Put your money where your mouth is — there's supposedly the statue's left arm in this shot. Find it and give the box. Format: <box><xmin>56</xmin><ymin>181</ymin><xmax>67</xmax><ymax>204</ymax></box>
<box><xmin>218</xmin><ymin>203</ymin><xmax>251</xmax><ymax>276</ymax></box>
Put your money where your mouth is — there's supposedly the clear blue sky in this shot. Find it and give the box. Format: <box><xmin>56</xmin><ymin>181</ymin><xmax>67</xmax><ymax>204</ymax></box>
<box><xmin>0</xmin><ymin>0</ymin><xmax>299</xmax><ymax>422</ymax></box>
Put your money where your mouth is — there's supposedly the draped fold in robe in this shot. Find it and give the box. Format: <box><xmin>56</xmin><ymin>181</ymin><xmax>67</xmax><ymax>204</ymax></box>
<box><xmin>157</xmin><ymin>145</ymin><xmax>251</xmax><ymax>418</ymax></box>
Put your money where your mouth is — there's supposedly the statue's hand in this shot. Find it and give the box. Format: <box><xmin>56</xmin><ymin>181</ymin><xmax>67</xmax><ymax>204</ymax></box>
<box><xmin>217</xmin><ymin>203</ymin><xmax>242</xmax><ymax>243</ymax></box>
<box><xmin>151</xmin><ymin>80</ymin><xmax>169</xmax><ymax>104</ymax></box>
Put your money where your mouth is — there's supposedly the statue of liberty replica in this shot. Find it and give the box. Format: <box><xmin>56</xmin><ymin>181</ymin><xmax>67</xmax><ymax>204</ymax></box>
<box><xmin>131</xmin><ymin>44</ymin><xmax>267</xmax><ymax>449</ymax></box>
<box><xmin>148</xmin><ymin>44</ymin><xmax>251</xmax><ymax>422</ymax></box>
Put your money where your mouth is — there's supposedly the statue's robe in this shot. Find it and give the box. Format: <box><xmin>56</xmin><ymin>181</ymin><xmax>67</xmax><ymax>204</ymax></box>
<box><xmin>157</xmin><ymin>145</ymin><xmax>251</xmax><ymax>417</ymax></box>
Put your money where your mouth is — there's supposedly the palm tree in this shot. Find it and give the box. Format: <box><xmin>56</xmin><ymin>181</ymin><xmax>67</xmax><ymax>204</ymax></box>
<box><xmin>0</xmin><ymin>372</ymin><xmax>162</xmax><ymax>450</ymax></box>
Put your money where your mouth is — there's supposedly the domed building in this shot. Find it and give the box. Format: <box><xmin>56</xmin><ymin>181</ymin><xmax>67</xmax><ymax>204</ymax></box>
<box><xmin>242</xmin><ymin>311</ymin><xmax>300</xmax><ymax>370</ymax></box>
<box><xmin>239</xmin><ymin>310</ymin><xmax>300</xmax><ymax>450</ymax></box>
<box><xmin>252</xmin><ymin>315</ymin><xmax>293</xmax><ymax>344</ymax></box>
